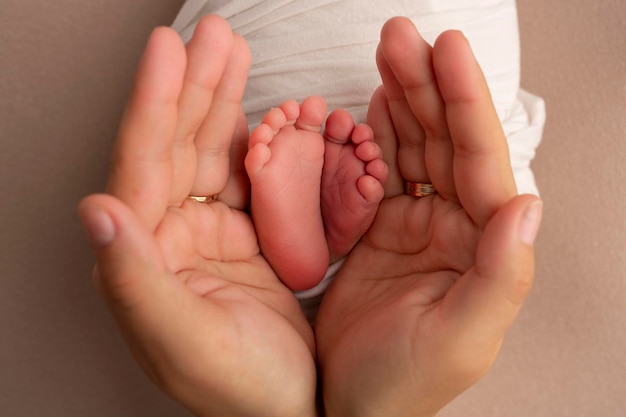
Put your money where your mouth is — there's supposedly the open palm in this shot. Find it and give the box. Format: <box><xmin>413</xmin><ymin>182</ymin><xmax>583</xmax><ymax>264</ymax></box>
<box><xmin>316</xmin><ymin>19</ymin><xmax>539</xmax><ymax>417</ymax></box>
<box><xmin>80</xmin><ymin>16</ymin><xmax>316</xmax><ymax>417</ymax></box>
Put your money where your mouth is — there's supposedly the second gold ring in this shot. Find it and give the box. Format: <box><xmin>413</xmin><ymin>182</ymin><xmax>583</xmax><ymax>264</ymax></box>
<box><xmin>404</xmin><ymin>182</ymin><xmax>437</xmax><ymax>197</ymax></box>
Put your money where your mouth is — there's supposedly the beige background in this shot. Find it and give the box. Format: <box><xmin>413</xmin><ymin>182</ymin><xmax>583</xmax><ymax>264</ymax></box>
<box><xmin>1</xmin><ymin>0</ymin><xmax>624</xmax><ymax>416</ymax></box>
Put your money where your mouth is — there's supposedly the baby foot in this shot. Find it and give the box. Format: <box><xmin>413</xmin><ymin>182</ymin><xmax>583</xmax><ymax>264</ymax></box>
<box><xmin>322</xmin><ymin>109</ymin><xmax>389</xmax><ymax>263</ymax></box>
<box><xmin>245</xmin><ymin>96</ymin><xmax>330</xmax><ymax>291</ymax></box>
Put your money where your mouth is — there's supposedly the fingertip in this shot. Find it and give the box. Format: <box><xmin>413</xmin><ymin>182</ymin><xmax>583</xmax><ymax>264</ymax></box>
<box><xmin>478</xmin><ymin>194</ymin><xmax>540</xmax><ymax>255</ymax></box>
<box><xmin>78</xmin><ymin>196</ymin><xmax>116</xmax><ymax>250</ymax></box>
<box><xmin>432</xmin><ymin>30</ymin><xmax>484</xmax><ymax>104</ymax></box>
<box><xmin>195</xmin><ymin>14</ymin><xmax>231</xmax><ymax>35</ymax></box>
<box><xmin>433</xmin><ymin>30</ymin><xmax>467</xmax><ymax>49</ymax></box>
<box><xmin>519</xmin><ymin>199</ymin><xmax>543</xmax><ymax>247</ymax></box>
<box><xmin>131</xmin><ymin>26</ymin><xmax>186</xmax><ymax>107</ymax></box>
<box><xmin>232</xmin><ymin>32</ymin><xmax>252</xmax><ymax>70</ymax></box>
<box><xmin>475</xmin><ymin>194</ymin><xmax>540</xmax><ymax>305</ymax></box>
<box><xmin>380</xmin><ymin>16</ymin><xmax>425</xmax><ymax>73</ymax></box>
<box><xmin>188</xmin><ymin>15</ymin><xmax>234</xmax><ymax>69</ymax></box>
<box><xmin>149</xmin><ymin>25</ymin><xmax>183</xmax><ymax>42</ymax></box>
<box><xmin>380</xmin><ymin>16</ymin><xmax>415</xmax><ymax>40</ymax></box>
<box><xmin>145</xmin><ymin>26</ymin><xmax>186</xmax><ymax>62</ymax></box>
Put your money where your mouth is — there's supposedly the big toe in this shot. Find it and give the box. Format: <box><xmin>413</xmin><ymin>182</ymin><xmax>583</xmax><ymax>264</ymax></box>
<box><xmin>325</xmin><ymin>109</ymin><xmax>356</xmax><ymax>144</ymax></box>
<box><xmin>295</xmin><ymin>96</ymin><xmax>327</xmax><ymax>132</ymax></box>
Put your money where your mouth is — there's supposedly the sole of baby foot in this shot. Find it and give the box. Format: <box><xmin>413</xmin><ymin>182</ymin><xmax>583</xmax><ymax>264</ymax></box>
<box><xmin>323</xmin><ymin>109</ymin><xmax>388</xmax><ymax>263</ymax></box>
<box><xmin>246</xmin><ymin>96</ymin><xmax>331</xmax><ymax>291</ymax></box>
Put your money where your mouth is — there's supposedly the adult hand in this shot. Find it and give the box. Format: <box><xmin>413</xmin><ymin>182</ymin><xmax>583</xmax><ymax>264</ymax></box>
<box><xmin>316</xmin><ymin>17</ymin><xmax>542</xmax><ymax>417</ymax></box>
<box><xmin>78</xmin><ymin>16</ymin><xmax>317</xmax><ymax>417</ymax></box>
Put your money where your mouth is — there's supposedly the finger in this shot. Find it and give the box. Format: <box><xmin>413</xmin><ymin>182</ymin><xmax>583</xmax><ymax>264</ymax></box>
<box><xmin>107</xmin><ymin>27</ymin><xmax>186</xmax><ymax>230</ymax></box>
<box><xmin>379</xmin><ymin>17</ymin><xmax>457</xmax><ymax>200</ymax></box>
<box><xmin>433</xmin><ymin>31</ymin><xmax>517</xmax><ymax>226</ymax></box>
<box><xmin>191</xmin><ymin>33</ymin><xmax>251</xmax><ymax>197</ymax></box>
<box><xmin>366</xmin><ymin>86</ymin><xmax>404</xmax><ymax>197</ymax></box>
<box><xmin>219</xmin><ymin>107</ymin><xmax>251</xmax><ymax>209</ymax></box>
<box><xmin>78</xmin><ymin>194</ymin><xmax>169</xmax><ymax>310</ymax></box>
<box><xmin>171</xmin><ymin>15</ymin><xmax>234</xmax><ymax>203</ymax></box>
<box><xmin>439</xmin><ymin>194</ymin><xmax>542</xmax><ymax>374</ymax></box>
<box><xmin>376</xmin><ymin>39</ymin><xmax>429</xmax><ymax>185</ymax></box>
<box><xmin>78</xmin><ymin>195</ymin><xmax>203</xmax><ymax>376</ymax></box>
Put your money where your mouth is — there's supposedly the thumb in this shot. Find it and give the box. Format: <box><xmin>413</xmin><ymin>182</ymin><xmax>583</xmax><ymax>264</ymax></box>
<box><xmin>474</xmin><ymin>194</ymin><xmax>542</xmax><ymax>313</ymax></box>
<box><xmin>77</xmin><ymin>193</ymin><xmax>168</xmax><ymax>311</ymax></box>
<box><xmin>78</xmin><ymin>194</ymin><xmax>206</xmax><ymax>395</ymax></box>
<box><xmin>441</xmin><ymin>194</ymin><xmax>543</xmax><ymax>369</ymax></box>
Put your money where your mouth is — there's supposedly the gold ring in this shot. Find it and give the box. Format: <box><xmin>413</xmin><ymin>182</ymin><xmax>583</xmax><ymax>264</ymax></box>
<box><xmin>186</xmin><ymin>194</ymin><xmax>219</xmax><ymax>203</ymax></box>
<box><xmin>404</xmin><ymin>182</ymin><xmax>437</xmax><ymax>197</ymax></box>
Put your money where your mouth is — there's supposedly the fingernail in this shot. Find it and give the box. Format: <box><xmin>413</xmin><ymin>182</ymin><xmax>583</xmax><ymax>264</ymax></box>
<box><xmin>78</xmin><ymin>205</ymin><xmax>115</xmax><ymax>250</ymax></box>
<box><xmin>519</xmin><ymin>200</ymin><xmax>543</xmax><ymax>246</ymax></box>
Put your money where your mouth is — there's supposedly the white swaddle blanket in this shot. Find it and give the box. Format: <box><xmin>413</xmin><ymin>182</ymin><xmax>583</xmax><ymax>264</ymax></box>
<box><xmin>171</xmin><ymin>0</ymin><xmax>545</xmax><ymax>313</ymax></box>
<box><xmin>172</xmin><ymin>0</ymin><xmax>543</xmax><ymax>196</ymax></box>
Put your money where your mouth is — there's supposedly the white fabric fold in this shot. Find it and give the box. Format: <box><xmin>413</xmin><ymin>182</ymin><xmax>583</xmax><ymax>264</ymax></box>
<box><xmin>171</xmin><ymin>0</ymin><xmax>543</xmax><ymax>188</ymax></box>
